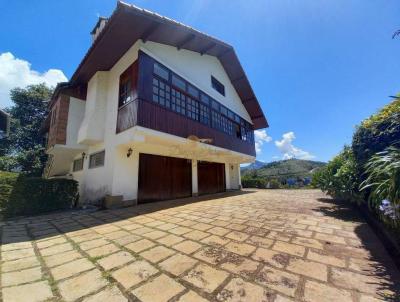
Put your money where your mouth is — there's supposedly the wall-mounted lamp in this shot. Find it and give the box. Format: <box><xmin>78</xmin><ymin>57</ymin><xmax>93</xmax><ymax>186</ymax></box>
<box><xmin>127</xmin><ymin>148</ymin><xmax>133</xmax><ymax>158</ymax></box>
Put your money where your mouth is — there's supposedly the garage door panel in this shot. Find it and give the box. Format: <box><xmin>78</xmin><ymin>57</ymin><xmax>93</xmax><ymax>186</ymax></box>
<box><xmin>138</xmin><ymin>153</ymin><xmax>191</xmax><ymax>202</ymax></box>
<box><xmin>198</xmin><ymin>161</ymin><xmax>225</xmax><ymax>195</ymax></box>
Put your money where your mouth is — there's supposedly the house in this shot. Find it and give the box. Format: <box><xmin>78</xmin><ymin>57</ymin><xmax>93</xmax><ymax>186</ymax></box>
<box><xmin>0</xmin><ymin>110</ymin><xmax>10</xmax><ymax>139</ymax></box>
<box><xmin>42</xmin><ymin>1</ymin><xmax>268</xmax><ymax>205</ymax></box>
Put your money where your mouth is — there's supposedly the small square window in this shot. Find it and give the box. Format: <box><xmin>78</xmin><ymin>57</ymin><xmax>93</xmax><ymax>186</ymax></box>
<box><xmin>73</xmin><ymin>158</ymin><xmax>83</xmax><ymax>172</ymax></box>
<box><xmin>211</xmin><ymin>76</ymin><xmax>225</xmax><ymax>96</ymax></box>
<box><xmin>89</xmin><ymin>151</ymin><xmax>105</xmax><ymax>169</ymax></box>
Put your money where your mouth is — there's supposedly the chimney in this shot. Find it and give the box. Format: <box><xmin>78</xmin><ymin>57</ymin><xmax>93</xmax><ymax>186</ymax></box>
<box><xmin>90</xmin><ymin>17</ymin><xmax>108</xmax><ymax>42</ymax></box>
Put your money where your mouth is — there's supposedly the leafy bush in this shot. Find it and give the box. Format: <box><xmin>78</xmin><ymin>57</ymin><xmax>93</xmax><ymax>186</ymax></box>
<box><xmin>360</xmin><ymin>146</ymin><xmax>400</xmax><ymax>210</ymax></box>
<box><xmin>269</xmin><ymin>178</ymin><xmax>281</xmax><ymax>189</ymax></box>
<box><xmin>241</xmin><ymin>176</ymin><xmax>267</xmax><ymax>188</ymax></box>
<box><xmin>352</xmin><ymin>99</ymin><xmax>400</xmax><ymax>177</ymax></box>
<box><xmin>0</xmin><ymin>171</ymin><xmax>19</xmax><ymax>210</ymax></box>
<box><xmin>312</xmin><ymin>147</ymin><xmax>363</xmax><ymax>202</ymax></box>
<box><xmin>0</xmin><ymin>172</ymin><xmax>78</xmax><ymax>217</ymax></box>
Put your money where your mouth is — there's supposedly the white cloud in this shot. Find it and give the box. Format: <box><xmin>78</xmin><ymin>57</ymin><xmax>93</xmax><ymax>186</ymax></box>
<box><xmin>275</xmin><ymin>131</ymin><xmax>315</xmax><ymax>160</ymax></box>
<box><xmin>0</xmin><ymin>52</ymin><xmax>67</xmax><ymax>108</ymax></box>
<box><xmin>254</xmin><ymin>129</ymin><xmax>272</xmax><ymax>153</ymax></box>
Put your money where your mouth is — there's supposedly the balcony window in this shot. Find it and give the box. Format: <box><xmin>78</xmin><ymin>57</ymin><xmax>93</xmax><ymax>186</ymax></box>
<box><xmin>118</xmin><ymin>62</ymin><xmax>138</xmax><ymax>108</ymax></box>
<box><xmin>186</xmin><ymin>97</ymin><xmax>199</xmax><ymax>121</ymax></box>
<box><xmin>211</xmin><ymin>99</ymin><xmax>220</xmax><ymax>111</ymax></box>
<box><xmin>171</xmin><ymin>88</ymin><xmax>186</xmax><ymax>115</ymax></box>
<box><xmin>212</xmin><ymin>110</ymin><xmax>222</xmax><ymax>130</ymax></box>
<box><xmin>154</xmin><ymin>62</ymin><xmax>169</xmax><ymax>81</ymax></box>
<box><xmin>152</xmin><ymin>77</ymin><xmax>171</xmax><ymax>108</ymax></box>
<box><xmin>172</xmin><ymin>74</ymin><xmax>186</xmax><ymax>91</ymax></box>
<box><xmin>89</xmin><ymin>150</ymin><xmax>105</xmax><ymax>169</ymax></box>
<box><xmin>228</xmin><ymin>110</ymin><xmax>234</xmax><ymax>120</ymax></box>
<box><xmin>211</xmin><ymin>75</ymin><xmax>225</xmax><ymax>96</ymax></box>
<box><xmin>200</xmin><ymin>93</ymin><xmax>209</xmax><ymax>105</ymax></box>
<box><xmin>233</xmin><ymin>123</ymin><xmax>241</xmax><ymax>139</ymax></box>
<box><xmin>187</xmin><ymin>84</ymin><xmax>199</xmax><ymax>99</ymax></box>
<box><xmin>199</xmin><ymin>103</ymin><xmax>210</xmax><ymax>125</ymax></box>
<box><xmin>220</xmin><ymin>105</ymin><xmax>228</xmax><ymax>117</ymax></box>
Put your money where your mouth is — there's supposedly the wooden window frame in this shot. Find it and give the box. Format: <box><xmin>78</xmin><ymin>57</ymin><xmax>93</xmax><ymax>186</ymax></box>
<box><xmin>89</xmin><ymin>150</ymin><xmax>105</xmax><ymax>169</ymax></box>
<box><xmin>73</xmin><ymin>158</ymin><xmax>84</xmax><ymax>172</ymax></box>
<box><xmin>118</xmin><ymin>61</ymin><xmax>138</xmax><ymax>108</ymax></box>
<box><xmin>211</xmin><ymin>75</ymin><xmax>225</xmax><ymax>96</ymax></box>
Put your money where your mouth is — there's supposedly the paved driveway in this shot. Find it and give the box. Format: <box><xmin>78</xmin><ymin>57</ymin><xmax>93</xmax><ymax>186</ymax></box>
<box><xmin>1</xmin><ymin>189</ymin><xmax>399</xmax><ymax>302</ymax></box>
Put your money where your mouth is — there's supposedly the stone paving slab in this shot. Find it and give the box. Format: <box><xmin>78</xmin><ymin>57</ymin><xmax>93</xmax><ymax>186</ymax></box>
<box><xmin>1</xmin><ymin>189</ymin><xmax>399</xmax><ymax>301</ymax></box>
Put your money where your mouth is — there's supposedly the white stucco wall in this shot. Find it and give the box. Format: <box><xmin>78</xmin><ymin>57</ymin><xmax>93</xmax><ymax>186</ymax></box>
<box><xmin>141</xmin><ymin>41</ymin><xmax>252</xmax><ymax>123</ymax></box>
<box><xmin>66</xmin><ymin>97</ymin><xmax>85</xmax><ymax>147</ymax></box>
<box><xmin>77</xmin><ymin>71</ymin><xmax>109</xmax><ymax>145</ymax></box>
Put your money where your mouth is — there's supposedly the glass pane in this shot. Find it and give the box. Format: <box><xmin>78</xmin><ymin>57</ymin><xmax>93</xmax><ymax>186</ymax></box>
<box><xmin>211</xmin><ymin>100</ymin><xmax>219</xmax><ymax>111</ymax></box>
<box><xmin>220</xmin><ymin>106</ymin><xmax>228</xmax><ymax>116</ymax></box>
<box><xmin>172</xmin><ymin>75</ymin><xmax>186</xmax><ymax>91</ymax></box>
<box><xmin>154</xmin><ymin>62</ymin><xmax>169</xmax><ymax>80</ymax></box>
<box><xmin>187</xmin><ymin>84</ymin><xmax>199</xmax><ymax>98</ymax></box>
<box><xmin>200</xmin><ymin>93</ymin><xmax>209</xmax><ymax>104</ymax></box>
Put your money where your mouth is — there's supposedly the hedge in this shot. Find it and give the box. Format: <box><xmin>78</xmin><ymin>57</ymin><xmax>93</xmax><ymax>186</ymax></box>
<box><xmin>0</xmin><ymin>171</ymin><xmax>78</xmax><ymax>217</ymax></box>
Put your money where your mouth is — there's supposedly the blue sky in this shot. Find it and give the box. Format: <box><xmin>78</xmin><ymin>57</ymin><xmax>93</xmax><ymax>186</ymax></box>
<box><xmin>1</xmin><ymin>0</ymin><xmax>400</xmax><ymax>162</ymax></box>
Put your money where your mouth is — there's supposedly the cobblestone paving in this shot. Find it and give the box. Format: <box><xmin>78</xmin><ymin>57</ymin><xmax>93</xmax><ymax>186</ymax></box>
<box><xmin>1</xmin><ymin>189</ymin><xmax>399</xmax><ymax>302</ymax></box>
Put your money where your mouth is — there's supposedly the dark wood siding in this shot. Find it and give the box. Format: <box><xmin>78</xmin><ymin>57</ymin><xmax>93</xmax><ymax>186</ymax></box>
<box><xmin>116</xmin><ymin>51</ymin><xmax>256</xmax><ymax>157</ymax></box>
<box><xmin>47</xmin><ymin>94</ymin><xmax>69</xmax><ymax>148</ymax></box>
<box><xmin>198</xmin><ymin>161</ymin><xmax>225</xmax><ymax>195</ymax></box>
<box><xmin>138</xmin><ymin>153</ymin><xmax>192</xmax><ymax>202</ymax></box>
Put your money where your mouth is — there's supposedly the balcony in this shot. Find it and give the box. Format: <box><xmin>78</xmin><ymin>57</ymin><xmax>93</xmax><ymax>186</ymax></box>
<box><xmin>117</xmin><ymin>99</ymin><xmax>256</xmax><ymax>156</ymax></box>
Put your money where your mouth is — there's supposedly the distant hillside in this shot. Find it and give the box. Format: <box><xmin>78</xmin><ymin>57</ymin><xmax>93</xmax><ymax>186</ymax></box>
<box><xmin>242</xmin><ymin>159</ymin><xmax>326</xmax><ymax>179</ymax></box>
<box><xmin>242</xmin><ymin>160</ymin><xmax>267</xmax><ymax>171</ymax></box>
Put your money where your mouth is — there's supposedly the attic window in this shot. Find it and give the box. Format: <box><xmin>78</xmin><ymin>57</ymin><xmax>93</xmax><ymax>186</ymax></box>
<box><xmin>211</xmin><ymin>76</ymin><xmax>225</xmax><ymax>96</ymax></box>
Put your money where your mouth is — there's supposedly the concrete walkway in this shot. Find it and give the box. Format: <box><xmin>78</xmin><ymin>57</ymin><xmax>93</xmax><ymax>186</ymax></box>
<box><xmin>1</xmin><ymin>189</ymin><xmax>399</xmax><ymax>302</ymax></box>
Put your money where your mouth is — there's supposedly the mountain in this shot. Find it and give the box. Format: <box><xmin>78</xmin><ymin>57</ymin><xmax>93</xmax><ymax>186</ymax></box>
<box><xmin>241</xmin><ymin>160</ymin><xmax>266</xmax><ymax>171</ymax></box>
<box><xmin>241</xmin><ymin>158</ymin><xmax>326</xmax><ymax>179</ymax></box>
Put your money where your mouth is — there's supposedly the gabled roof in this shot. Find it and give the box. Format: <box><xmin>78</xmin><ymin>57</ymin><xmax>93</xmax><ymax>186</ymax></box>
<box><xmin>69</xmin><ymin>1</ymin><xmax>268</xmax><ymax>129</ymax></box>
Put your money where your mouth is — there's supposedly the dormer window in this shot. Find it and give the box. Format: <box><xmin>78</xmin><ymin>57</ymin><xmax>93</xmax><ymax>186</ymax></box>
<box><xmin>211</xmin><ymin>76</ymin><xmax>225</xmax><ymax>96</ymax></box>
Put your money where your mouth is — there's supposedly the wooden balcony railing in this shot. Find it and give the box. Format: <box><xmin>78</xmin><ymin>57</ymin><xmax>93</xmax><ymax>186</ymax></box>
<box><xmin>116</xmin><ymin>99</ymin><xmax>256</xmax><ymax>157</ymax></box>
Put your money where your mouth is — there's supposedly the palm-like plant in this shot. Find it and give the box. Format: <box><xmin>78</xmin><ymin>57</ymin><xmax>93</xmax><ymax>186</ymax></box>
<box><xmin>360</xmin><ymin>146</ymin><xmax>400</xmax><ymax>223</ymax></box>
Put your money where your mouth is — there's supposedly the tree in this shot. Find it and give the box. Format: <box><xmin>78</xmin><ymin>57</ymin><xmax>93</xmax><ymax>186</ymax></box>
<box><xmin>0</xmin><ymin>84</ymin><xmax>52</xmax><ymax>176</ymax></box>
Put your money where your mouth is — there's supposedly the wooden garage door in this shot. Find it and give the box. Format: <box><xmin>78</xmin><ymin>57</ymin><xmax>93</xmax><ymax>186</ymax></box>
<box><xmin>138</xmin><ymin>153</ymin><xmax>192</xmax><ymax>203</ymax></box>
<box><xmin>198</xmin><ymin>161</ymin><xmax>225</xmax><ymax>195</ymax></box>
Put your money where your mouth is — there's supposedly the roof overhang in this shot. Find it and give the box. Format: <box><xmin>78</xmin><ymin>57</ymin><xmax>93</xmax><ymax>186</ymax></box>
<box><xmin>68</xmin><ymin>1</ymin><xmax>268</xmax><ymax>129</ymax></box>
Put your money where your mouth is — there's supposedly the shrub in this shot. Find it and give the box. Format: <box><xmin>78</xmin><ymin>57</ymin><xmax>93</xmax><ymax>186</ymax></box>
<box><xmin>312</xmin><ymin>147</ymin><xmax>363</xmax><ymax>202</ymax></box>
<box><xmin>268</xmin><ymin>179</ymin><xmax>281</xmax><ymax>189</ymax></box>
<box><xmin>0</xmin><ymin>172</ymin><xmax>78</xmax><ymax>217</ymax></box>
<box><xmin>241</xmin><ymin>176</ymin><xmax>258</xmax><ymax>188</ymax></box>
<box><xmin>0</xmin><ymin>171</ymin><xmax>19</xmax><ymax>210</ymax></box>
<box><xmin>360</xmin><ymin>146</ymin><xmax>400</xmax><ymax>210</ymax></box>
<box><xmin>352</xmin><ymin>99</ymin><xmax>400</xmax><ymax>178</ymax></box>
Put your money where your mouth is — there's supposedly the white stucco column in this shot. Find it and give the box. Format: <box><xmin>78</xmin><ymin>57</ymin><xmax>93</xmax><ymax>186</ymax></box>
<box><xmin>111</xmin><ymin>147</ymin><xmax>139</xmax><ymax>203</ymax></box>
<box><xmin>225</xmin><ymin>163</ymin><xmax>231</xmax><ymax>191</ymax></box>
<box><xmin>192</xmin><ymin>159</ymin><xmax>198</xmax><ymax>196</ymax></box>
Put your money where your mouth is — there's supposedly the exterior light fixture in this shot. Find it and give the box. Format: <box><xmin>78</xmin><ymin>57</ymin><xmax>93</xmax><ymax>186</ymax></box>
<box><xmin>127</xmin><ymin>148</ymin><xmax>133</xmax><ymax>158</ymax></box>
